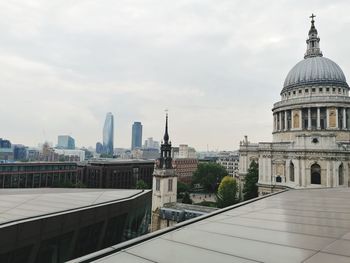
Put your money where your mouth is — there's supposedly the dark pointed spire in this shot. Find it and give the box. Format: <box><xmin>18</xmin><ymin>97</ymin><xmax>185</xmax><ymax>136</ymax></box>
<box><xmin>304</xmin><ymin>13</ymin><xmax>323</xmax><ymax>59</ymax></box>
<box><xmin>163</xmin><ymin>112</ymin><xmax>169</xmax><ymax>144</ymax></box>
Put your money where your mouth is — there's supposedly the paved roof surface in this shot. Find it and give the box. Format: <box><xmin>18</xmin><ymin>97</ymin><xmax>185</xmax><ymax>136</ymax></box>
<box><xmin>0</xmin><ymin>188</ymin><xmax>145</xmax><ymax>225</ymax></box>
<box><xmin>82</xmin><ymin>188</ymin><xmax>350</xmax><ymax>263</ymax></box>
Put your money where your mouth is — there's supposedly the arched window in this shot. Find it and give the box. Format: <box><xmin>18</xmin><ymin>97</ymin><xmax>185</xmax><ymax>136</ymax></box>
<box><xmin>339</xmin><ymin>163</ymin><xmax>344</xmax><ymax>186</ymax></box>
<box><xmin>276</xmin><ymin>176</ymin><xmax>282</xmax><ymax>183</ymax></box>
<box><xmin>311</xmin><ymin>163</ymin><xmax>321</xmax><ymax>184</ymax></box>
<box><xmin>290</xmin><ymin>162</ymin><xmax>295</xmax><ymax>182</ymax></box>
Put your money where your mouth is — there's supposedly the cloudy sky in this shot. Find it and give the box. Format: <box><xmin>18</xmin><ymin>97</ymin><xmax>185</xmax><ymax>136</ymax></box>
<box><xmin>1</xmin><ymin>0</ymin><xmax>349</xmax><ymax>151</ymax></box>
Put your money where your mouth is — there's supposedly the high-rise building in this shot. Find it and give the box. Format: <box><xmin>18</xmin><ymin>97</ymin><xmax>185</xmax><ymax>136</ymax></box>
<box><xmin>96</xmin><ymin>142</ymin><xmax>103</xmax><ymax>153</ymax></box>
<box><xmin>131</xmin><ymin>122</ymin><xmax>143</xmax><ymax>150</ymax></box>
<box><xmin>57</xmin><ymin>135</ymin><xmax>75</xmax><ymax>149</ymax></box>
<box><xmin>103</xmin><ymin>112</ymin><xmax>114</xmax><ymax>155</ymax></box>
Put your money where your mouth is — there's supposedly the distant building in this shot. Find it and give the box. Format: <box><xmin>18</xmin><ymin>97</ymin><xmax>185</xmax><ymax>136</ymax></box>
<box><xmin>0</xmin><ymin>138</ymin><xmax>13</xmax><ymax>162</ymax></box>
<box><xmin>216</xmin><ymin>151</ymin><xmax>239</xmax><ymax>178</ymax></box>
<box><xmin>131</xmin><ymin>148</ymin><xmax>159</xmax><ymax>160</ymax></box>
<box><xmin>13</xmin><ymin>144</ymin><xmax>27</xmax><ymax>161</ymax></box>
<box><xmin>173</xmin><ymin>158</ymin><xmax>198</xmax><ymax>185</ymax></box>
<box><xmin>0</xmin><ymin>162</ymin><xmax>78</xmax><ymax>187</ymax></box>
<box><xmin>143</xmin><ymin>137</ymin><xmax>159</xmax><ymax>149</ymax></box>
<box><xmin>172</xmin><ymin>144</ymin><xmax>196</xmax><ymax>159</ymax></box>
<box><xmin>131</xmin><ymin>121</ymin><xmax>143</xmax><ymax>150</ymax></box>
<box><xmin>57</xmin><ymin>135</ymin><xmax>75</xmax><ymax>149</ymax></box>
<box><xmin>103</xmin><ymin>112</ymin><xmax>114</xmax><ymax>155</ymax></box>
<box><xmin>96</xmin><ymin>142</ymin><xmax>103</xmax><ymax>154</ymax></box>
<box><xmin>77</xmin><ymin>159</ymin><xmax>154</xmax><ymax>189</ymax></box>
<box><xmin>54</xmin><ymin>149</ymin><xmax>85</xmax><ymax>162</ymax></box>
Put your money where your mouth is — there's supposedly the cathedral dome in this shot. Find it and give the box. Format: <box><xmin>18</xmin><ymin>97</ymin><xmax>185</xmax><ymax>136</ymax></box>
<box><xmin>282</xmin><ymin>56</ymin><xmax>348</xmax><ymax>92</ymax></box>
<box><xmin>281</xmin><ymin>15</ymin><xmax>348</xmax><ymax>94</ymax></box>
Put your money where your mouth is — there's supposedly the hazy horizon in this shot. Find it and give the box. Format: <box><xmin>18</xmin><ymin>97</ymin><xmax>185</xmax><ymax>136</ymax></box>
<box><xmin>1</xmin><ymin>1</ymin><xmax>349</xmax><ymax>151</ymax></box>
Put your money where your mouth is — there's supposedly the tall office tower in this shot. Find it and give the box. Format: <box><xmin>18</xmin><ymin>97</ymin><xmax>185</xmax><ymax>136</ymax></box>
<box><xmin>96</xmin><ymin>142</ymin><xmax>103</xmax><ymax>154</ymax></box>
<box><xmin>103</xmin><ymin>112</ymin><xmax>114</xmax><ymax>155</ymax></box>
<box><xmin>131</xmin><ymin>122</ymin><xmax>143</xmax><ymax>150</ymax></box>
<box><xmin>57</xmin><ymin>135</ymin><xmax>75</xmax><ymax>149</ymax></box>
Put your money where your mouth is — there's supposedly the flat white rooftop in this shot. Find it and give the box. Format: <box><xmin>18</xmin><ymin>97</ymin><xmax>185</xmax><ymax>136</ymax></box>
<box><xmin>78</xmin><ymin>188</ymin><xmax>350</xmax><ymax>263</ymax></box>
<box><xmin>0</xmin><ymin>188</ymin><xmax>146</xmax><ymax>225</ymax></box>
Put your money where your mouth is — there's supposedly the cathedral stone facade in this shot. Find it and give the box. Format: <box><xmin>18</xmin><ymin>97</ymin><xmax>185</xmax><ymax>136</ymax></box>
<box><xmin>239</xmin><ymin>15</ymin><xmax>350</xmax><ymax>195</ymax></box>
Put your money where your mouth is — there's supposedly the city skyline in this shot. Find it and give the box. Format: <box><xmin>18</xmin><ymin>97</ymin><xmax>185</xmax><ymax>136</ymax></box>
<box><xmin>1</xmin><ymin>1</ymin><xmax>349</xmax><ymax>150</ymax></box>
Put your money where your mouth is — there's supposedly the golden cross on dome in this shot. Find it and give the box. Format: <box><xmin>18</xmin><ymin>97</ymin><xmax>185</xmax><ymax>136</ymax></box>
<box><xmin>310</xmin><ymin>13</ymin><xmax>316</xmax><ymax>22</ymax></box>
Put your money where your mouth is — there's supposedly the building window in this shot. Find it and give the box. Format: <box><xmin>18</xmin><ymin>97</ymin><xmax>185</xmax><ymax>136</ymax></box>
<box><xmin>276</xmin><ymin>176</ymin><xmax>282</xmax><ymax>183</ymax></box>
<box><xmin>333</xmin><ymin>88</ymin><xmax>336</xmax><ymax>92</ymax></box>
<box><xmin>326</xmin><ymin>88</ymin><xmax>330</xmax><ymax>92</ymax></box>
<box><xmin>305</xmin><ymin>89</ymin><xmax>309</xmax><ymax>93</ymax></box>
<box><xmin>312</xmin><ymin>88</ymin><xmax>316</xmax><ymax>92</ymax></box>
<box><xmin>293</xmin><ymin>91</ymin><xmax>296</xmax><ymax>95</ymax></box>
<box><xmin>156</xmin><ymin>178</ymin><xmax>160</xmax><ymax>191</ymax></box>
<box><xmin>299</xmin><ymin>90</ymin><xmax>302</xmax><ymax>94</ymax></box>
<box><xmin>319</xmin><ymin>88</ymin><xmax>323</xmax><ymax>92</ymax></box>
<box><xmin>168</xmin><ymin>179</ymin><xmax>173</xmax><ymax>192</ymax></box>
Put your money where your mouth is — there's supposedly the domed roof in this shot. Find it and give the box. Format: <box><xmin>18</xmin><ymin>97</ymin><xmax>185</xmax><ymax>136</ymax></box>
<box><xmin>283</xmin><ymin>56</ymin><xmax>348</xmax><ymax>92</ymax></box>
<box><xmin>282</xmin><ymin>15</ymin><xmax>348</xmax><ymax>93</ymax></box>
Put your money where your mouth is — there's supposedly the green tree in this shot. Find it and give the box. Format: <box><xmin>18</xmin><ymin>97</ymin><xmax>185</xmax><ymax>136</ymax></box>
<box><xmin>216</xmin><ymin>176</ymin><xmax>238</xmax><ymax>208</ymax></box>
<box><xmin>182</xmin><ymin>192</ymin><xmax>193</xmax><ymax>204</ymax></box>
<box><xmin>192</xmin><ymin>163</ymin><xmax>228</xmax><ymax>192</ymax></box>
<box><xmin>177</xmin><ymin>181</ymin><xmax>190</xmax><ymax>194</ymax></box>
<box><xmin>136</xmin><ymin>179</ymin><xmax>149</xmax><ymax>189</ymax></box>
<box><xmin>243</xmin><ymin>160</ymin><xmax>259</xmax><ymax>201</ymax></box>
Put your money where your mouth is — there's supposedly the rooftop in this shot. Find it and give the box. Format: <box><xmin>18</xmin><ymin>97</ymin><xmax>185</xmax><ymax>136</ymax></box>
<box><xmin>72</xmin><ymin>188</ymin><xmax>350</xmax><ymax>263</ymax></box>
<box><xmin>0</xmin><ymin>188</ymin><xmax>148</xmax><ymax>226</ymax></box>
<box><xmin>163</xmin><ymin>202</ymin><xmax>218</xmax><ymax>213</ymax></box>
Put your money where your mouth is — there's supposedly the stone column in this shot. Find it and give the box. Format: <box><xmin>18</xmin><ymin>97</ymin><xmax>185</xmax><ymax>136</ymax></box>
<box><xmin>326</xmin><ymin>161</ymin><xmax>331</xmax><ymax>187</ymax></box>
<box><xmin>317</xmin><ymin>107</ymin><xmax>321</xmax><ymax>129</ymax></box>
<box><xmin>285</xmin><ymin>161</ymin><xmax>290</xmax><ymax>183</ymax></box>
<box><xmin>326</xmin><ymin>108</ymin><xmax>329</xmax><ymax>129</ymax></box>
<box><xmin>308</xmin><ymin>108</ymin><xmax>311</xmax><ymax>130</ymax></box>
<box><xmin>284</xmin><ymin>111</ymin><xmax>288</xmax><ymax>130</ymax></box>
<box><xmin>343</xmin><ymin>108</ymin><xmax>347</xmax><ymax>129</ymax></box>
<box><xmin>279</xmin><ymin>112</ymin><xmax>282</xmax><ymax>131</ymax></box>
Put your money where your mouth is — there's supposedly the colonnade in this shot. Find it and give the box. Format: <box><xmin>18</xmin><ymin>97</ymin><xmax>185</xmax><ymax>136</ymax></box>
<box><xmin>273</xmin><ymin>107</ymin><xmax>349</xmax><ymax>131</ymax></box>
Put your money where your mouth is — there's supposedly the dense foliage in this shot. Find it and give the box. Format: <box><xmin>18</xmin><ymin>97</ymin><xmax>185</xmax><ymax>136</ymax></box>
<box><xmin>192</xmin><ymin>163</ymin><xmax>228</xmax><ymax>192</ymax></box>
<box><xmin>243</xmin><ymin>160</ymin><xmax>259</xmax><ymax>201</ymax></box>
<box><xmin>136</xmin><ymin>179</ymin><xmax>149</xmax><ymax>189</ymax></box>
<box><xmin>216</xmin><ymin>176</ymin><xmax>238</xmax><ymax>208</ymax></box>
<box><xmin>182</xmin><ymin>192</ymin><xmax>193</xmax><ymax>204</ymax></box>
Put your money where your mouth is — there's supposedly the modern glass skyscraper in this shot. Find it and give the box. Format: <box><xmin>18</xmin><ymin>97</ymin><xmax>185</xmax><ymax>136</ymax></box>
<box><xmin>57</xmin><ymin>135</ymin><xmax>75</xmax><ymax>149</ymax></box>
<box><xmin>103</xmin><ymin>112</ymin><xmax>114</xmax><ymax>155</ymax></box>
<box><xmin>131</xmin><ymin>122</ymin><xmax>142</xmax><ymax>150</ymax></box>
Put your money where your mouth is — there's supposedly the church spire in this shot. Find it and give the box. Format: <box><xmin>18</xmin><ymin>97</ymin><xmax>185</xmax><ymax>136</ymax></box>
<box><xmin>163</xmin><ymin>112</ymin><xmax>169</xmax><ymax>144</ymax></box>
<box><xmin>157</xmin><ymin>111</ymin><xmax>172</xmax><ymax>169</ymax></box>
<box><xmin>304</xmin><ymin>13</ymin><xmax>323</xmax><ymax>59</ymax></box>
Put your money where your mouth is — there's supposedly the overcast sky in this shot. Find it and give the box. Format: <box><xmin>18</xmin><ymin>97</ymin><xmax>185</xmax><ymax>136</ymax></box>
<box><xmin>1</xmin><ymin>0</ymin><xmax>350</xmax><ymax>151</ymax></box>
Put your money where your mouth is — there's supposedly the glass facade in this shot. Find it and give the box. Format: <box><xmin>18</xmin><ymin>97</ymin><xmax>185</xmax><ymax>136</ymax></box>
<box><xmin>131</xmin><ymin>122</ymin><xmax>143</xmax><ymax>150</ymax></box>
<box><xmin>103</xmin><ymin>112</ymin><xmax>114</xmax><ymax>155</ymax></box>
